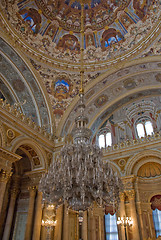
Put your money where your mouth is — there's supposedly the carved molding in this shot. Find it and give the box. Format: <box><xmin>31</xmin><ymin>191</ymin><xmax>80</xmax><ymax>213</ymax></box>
<box><xmin>0</xmin><ymin>147</ymin><xmax>21</xmax><ymax>172</ymax></box>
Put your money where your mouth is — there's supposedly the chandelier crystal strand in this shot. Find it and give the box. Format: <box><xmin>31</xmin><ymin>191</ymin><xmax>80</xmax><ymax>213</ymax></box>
<box><xmin>39</xmin><ymin>0</ymin><xmax>123</xmax><ymax>214</ymax></box>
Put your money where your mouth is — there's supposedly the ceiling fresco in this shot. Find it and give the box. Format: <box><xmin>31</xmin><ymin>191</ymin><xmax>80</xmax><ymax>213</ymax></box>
<box><xmin>0</xmin><ymin>1</ymin><xmax>161</xmax><ymax>137</ymax></box>
<box><xmin>0</xmin><ymin>0</ymin><xmax>160</xmax><ymax>65</ymax></box>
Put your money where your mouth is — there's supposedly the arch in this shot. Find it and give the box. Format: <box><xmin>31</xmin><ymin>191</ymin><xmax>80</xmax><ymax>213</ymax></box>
<box><xmin>103</xmin><ymin>158</ymin><xmax>121</xmax><ymax>177</ymax></box>
<box><xmin>58</xmin><ymin>57</ymin><xmax>161</xmax><ymax>137</ymax></box>
<box><xmin>148</xmin><ymin>192</ymin><xmax>161</xmax><ymax>203</ymax></box>
<box><xmin>11</xmin><ymin>136</ymin><xmax>48</xmax><ymax>171</ymax></box>
<box><xmin>0</xmin><ymin>37</ymin><xmax>54</xmax><ymax>132</ymax></box>
<box><xmin>125</xmin><ymin>150</ymin><xmax>161</xmax><ymax>176</ymax></box>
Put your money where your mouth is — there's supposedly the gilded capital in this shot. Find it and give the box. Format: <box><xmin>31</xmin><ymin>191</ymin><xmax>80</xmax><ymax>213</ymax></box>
<box><xmin>28</xmin><ymin>186</ymin><xmax>37</xmax><ymax>196</ymax></box>
<box><xmin>11</xmin><ymin>188</ymin><xmax>19</xmax><ymax>198</ymax></box>
<box><xmin>119</xmin><ymin>192</ymin><xmax>125</xmax><ymax>201</ymax></box>
<box><xmin>126</xmin><ymin>189</ymin><xmax>135</xmax><ymax>200</ymax></box>
<box><xmin>0</xmin><ymin>170</ymin><xmax>12</xmax><ymax>183</ymax></box>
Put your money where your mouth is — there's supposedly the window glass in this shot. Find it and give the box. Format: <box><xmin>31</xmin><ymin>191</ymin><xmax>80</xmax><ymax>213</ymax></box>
<box><xmin>98</xmin><ymin>134</ymin><xmax>105</xmax><ymax>148</ymax></box>
<box><xmin>105</xmin><ymin>213</ymin><xmax>118</xmax><ymax>240</ymax></box>
<box><xmin>106</xmin><ymin>132</ymin><xmax>112</xmax><ymax>146</ymax></box>
<box><xmin>136</xmin><ymin>123</ymin><xmax>145</xmax><ymax>138</ymax></box>
<box><xmin>152</xmin><ymin>209</ymin><xmax>161</xmax><ymax>238</ymax></box>
<box><xmin>145</xmin><ymin>121</ymin><xmax>153</xmax><ymax>136</ymax></box>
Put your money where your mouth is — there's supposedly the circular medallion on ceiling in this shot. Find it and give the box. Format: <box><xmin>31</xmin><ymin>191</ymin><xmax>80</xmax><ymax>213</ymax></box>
<box><xmin>1</xmin><ymin>0</ymin><xmax>160</xmax><ymax>65</ymax></box>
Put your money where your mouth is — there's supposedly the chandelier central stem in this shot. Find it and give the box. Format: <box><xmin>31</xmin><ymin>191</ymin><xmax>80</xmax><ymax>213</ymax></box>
<box><xmin>80</xmin><ymin>0</ymin><xmax>85</xmax><ymax>95</ymax></box>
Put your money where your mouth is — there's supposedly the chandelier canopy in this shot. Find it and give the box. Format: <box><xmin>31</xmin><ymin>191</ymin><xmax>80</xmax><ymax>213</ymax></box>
<box><xmin>39</xmin><ymin>93</ymin><xmax>123</xmax><ymax>211</ymax></box>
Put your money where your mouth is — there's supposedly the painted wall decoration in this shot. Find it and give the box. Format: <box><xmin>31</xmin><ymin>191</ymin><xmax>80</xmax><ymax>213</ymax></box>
<box><xmin>57</xmin><ymin>34</ymin><xmax>80</xmax><ymax>52</ymax></box>
<box><xmin>53</xmin><ymin>77</ymin><xmax>72</xmax><ymax>100</ymax></box>
<box><xmin>94</xmin><ymin>94</ymin><xmax>108</xmax><ymax>108</ymax></box>
<box><xmin>18</xmin><ymin>8</ymin><xmax>41</xmax><ymax>33</ymax></box>
<box><xmin>0</xmin><ymin>38</ymin><xmax>51</xmax><ymax>129</ymax></box>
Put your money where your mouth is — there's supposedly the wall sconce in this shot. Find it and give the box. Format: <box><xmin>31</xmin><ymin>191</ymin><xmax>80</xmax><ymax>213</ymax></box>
<box><xmin>117</xmin><ymin>216</ymin><xmax>133</xmax><ymax>240</ymax></box>
<box><xmin>41</xmin><ymin>219</ymin><xmax>57</xmax><ymax>227</ymax></box>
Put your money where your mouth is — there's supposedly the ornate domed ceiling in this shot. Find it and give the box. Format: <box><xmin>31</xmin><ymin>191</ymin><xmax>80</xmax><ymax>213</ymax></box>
<box><xmin>1</xmin><ymin>0</ymin><xmax>161</xmax><ymax>136</ymax></box>
<box><xmin>1</xmin><ymin>0</ymin><xmax>161</xmax><ymax>66</ymax></box>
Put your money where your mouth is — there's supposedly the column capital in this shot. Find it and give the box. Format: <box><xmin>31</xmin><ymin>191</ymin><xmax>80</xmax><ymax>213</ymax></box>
<box><xmin>0</xmin><ymin>170</ymin><xmax>12</xmax><ymax>183</ymax></box>
<box><xmin>119</xmin><ymin>192</ymin><xmax>125</xmax><ymax>201</ymax></box>
<box><xmin>126</xmin><ymin>189</ymin><xmax>135</xmax><ymax>200</ymax></box>
<box><xmin>28</xmin><ymin>186</ymin><xmax>37</xmax><ymax>196</ymax></box>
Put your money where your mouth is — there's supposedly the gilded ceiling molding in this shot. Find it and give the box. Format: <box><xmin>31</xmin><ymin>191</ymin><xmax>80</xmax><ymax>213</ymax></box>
<box><xmin>125</xmin><ymin>149</ymin><xmax>161</xmax><ymax>176</ymax></box>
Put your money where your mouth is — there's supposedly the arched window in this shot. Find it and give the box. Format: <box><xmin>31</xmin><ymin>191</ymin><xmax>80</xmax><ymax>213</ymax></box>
<box><xmin>98</xmin><ymin>131</ymin><xmax>112</xmax><ymax>148</ymax></box>
<box><xmin>136</xmin><ymin>119</ymin><xmax>153</xmax><ymax>138</ymax></box>
<box><xmin>105</xmin><ymin>213</ymin><xmax>119</xmax><ymax>240</ymax></box>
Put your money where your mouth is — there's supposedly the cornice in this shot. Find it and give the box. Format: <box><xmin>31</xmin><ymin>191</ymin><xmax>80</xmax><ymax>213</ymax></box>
<box><xmin>0</xmin><ymin>99</ymin><xmax>54</xmax><ymax>149</ymax></box>
<box><xmin>0</xmin><ymin>146</ymin><xmax>21</xmax><ymax>172</ymax></box>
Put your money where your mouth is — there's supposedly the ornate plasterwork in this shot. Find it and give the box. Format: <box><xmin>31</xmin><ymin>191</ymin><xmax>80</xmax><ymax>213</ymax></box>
<box><xmin>0</xmin><ymin>120</ymin><xmax>6</xmax><ymax>147</ymax></box>
<box><xmin>126</xmin><ymin>149</ymin><xmax>161</xmax><ymax>176</ymax></box>
<box><xmin>0</xmin><ymin>37</ymin><xmax>53</xmax><ymax>131</ymax></box>
<box><xmin>138</xmin><ymin>162</ymin><xmax>161</xmax><ymax>178</ymax></box>
<box><xmin>0</xmin><ymin>0</ymin><xmax>160</xmax><ymax>67</ymax></box>
<box><xmin>0</xmin><ymin>147</ymin><xmax>22</xmax><ymax>172</ymax></box>
<box><xmin>11</xmin><ymin>137</ymin><xmax>48</xmax><ymax>170</ymax></box>
<box><xmin>59</xmin><ymin>60</ymin><xmax>161</xmax><ymax>136</ymax></box>
<box><xmin>29</xmin><ymin>58</ymin><xmax>103</xmax><ymax>127</ymax></box>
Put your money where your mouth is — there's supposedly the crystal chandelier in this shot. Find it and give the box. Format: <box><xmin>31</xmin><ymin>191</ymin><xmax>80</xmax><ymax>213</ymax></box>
<box><xmin>39</xmin><ymin>94</ymin><xmax>123</xmax><ymax>211</ymax></box>
<box><xmin>39</xmin><ymin>0</ymin><xmax>123</xmax><ymax>212</ymax></box>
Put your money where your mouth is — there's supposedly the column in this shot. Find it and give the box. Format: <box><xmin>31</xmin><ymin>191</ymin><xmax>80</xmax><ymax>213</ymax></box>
<box><xmin>63</xmin><ymin>204</ymin><xmax>69</xmax><ymax>240</ymax></box>
<box><xmin>119</xmin><ymin>192</ymin><xmax>126</xmax><ymax>240</ymax></box>
<box><xmin>41</xmin><ymin>204</ymin><xmax>47</xmax><ymax>240</ymax></box>
<box><xmin>32</xmin><ymin>191</ymin><xmax>43</xmax><ymax>240</ymax></box>
<box><xmin>82</xmin><ymin>211</ymin><xmax>88</xmax><ymax>240</ymax></box>
<box><xmin>0</xmin><ymin>171</ymin><xmax>11</xmax><ymax>214</ymax></box>
<box><xmin>2</xmin><ymin>175</ymin><xmax>20</xmax><ymax>240</ymax></box>
<box><xmin>126</xmin><ymin>190</ymin><xmax>140</xmax><ymax>240</ymax></box>
<box><xmin>54</xmin><ymin>205</ymin><xmax>63</xmax><ymax>240</ymax></box>
<box><xmin>88</xmin><ymin>209</ymin><xmax>95</xmax><ymax>240</ymax></box>
<box><xmin>147</xmin><ymin>204</ymin><xmax>156</xmax><ymax>239</ymax></box>
<box><xmin>24</xmin><ymin>186</ymin><xmax>36</xmax><ymax>240</ymax></box>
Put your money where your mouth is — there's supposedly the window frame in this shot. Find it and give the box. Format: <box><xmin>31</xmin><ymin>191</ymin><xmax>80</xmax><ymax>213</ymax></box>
<box><xmin>97</xmin><ymin>128</ymin><xmax>112</xmax><ymax>149</ymax></box>
<box><xmin>135</xmin><ymin>117</ymin><xmax>154</xmax><ymax>138</ymax></box>
<box><xmin>104</xmin><ymin>213</ymin><xmax>119</xmax><ymax>240</ymax></box>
